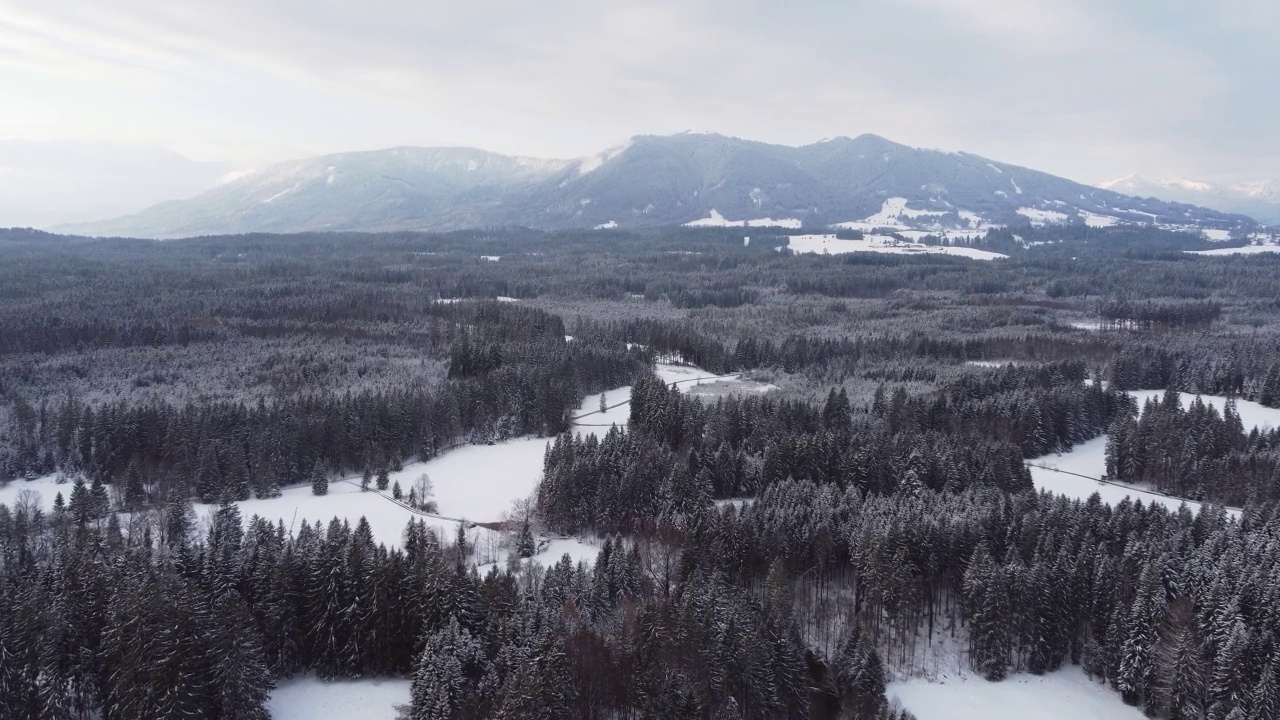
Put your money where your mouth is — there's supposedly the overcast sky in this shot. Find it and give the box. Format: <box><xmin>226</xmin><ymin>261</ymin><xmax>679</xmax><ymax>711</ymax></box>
<box><xmin>2</xmin><ymin>0</ymin><xmax>1277</xmax><ymax>187</ymax></box>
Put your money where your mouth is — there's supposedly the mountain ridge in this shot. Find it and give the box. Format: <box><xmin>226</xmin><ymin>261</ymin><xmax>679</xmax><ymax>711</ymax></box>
<box><xmin>56</xmin><ymin>133</ymin><xmax>1256</xmax><ymax>238</ymax></box>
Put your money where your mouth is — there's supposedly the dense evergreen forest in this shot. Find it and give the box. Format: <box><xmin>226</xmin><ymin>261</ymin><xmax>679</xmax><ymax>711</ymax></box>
<box><xmin>3</xmin><ymin>225</ymin><xmax>1280</xmax><ymax>720</ymax></box>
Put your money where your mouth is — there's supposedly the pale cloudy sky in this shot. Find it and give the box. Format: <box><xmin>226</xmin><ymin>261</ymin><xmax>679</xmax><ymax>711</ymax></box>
<box><xmin>1</xmin><ymin>0</ymin><xmax>1276</xmax><ymax>213</ymax></box>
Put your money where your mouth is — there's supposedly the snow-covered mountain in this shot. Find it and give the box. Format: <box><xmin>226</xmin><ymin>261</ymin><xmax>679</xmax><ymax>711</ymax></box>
<box><xmin>57</xmin><ymin>134</ymin><xmax>1253</xmax><ymax>238</ymax></box>
<box><xmin>1100</xmin><ymin>174</ymin><xmax>1280</xmax><ymax>225</ymax></box>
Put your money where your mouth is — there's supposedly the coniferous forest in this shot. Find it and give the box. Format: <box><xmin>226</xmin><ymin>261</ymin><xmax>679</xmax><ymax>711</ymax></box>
<box><xmin>3</xmin><ymin>225</ymin><xmax>1280</xmax><ymax>719</ymax></box>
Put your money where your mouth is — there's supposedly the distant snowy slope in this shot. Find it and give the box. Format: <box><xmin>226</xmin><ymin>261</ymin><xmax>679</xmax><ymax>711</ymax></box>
<box><xmin>1100</xmin><ymin>174</ymin><xmax>1280</xmax><ymax>224</ymax></box>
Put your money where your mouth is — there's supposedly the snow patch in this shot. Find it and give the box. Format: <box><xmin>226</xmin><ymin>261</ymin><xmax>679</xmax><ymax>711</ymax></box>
<box><xmin>891</xmin><ymin>666</ymin><xmax>1144</xmax><ymax>720</ymax></box>
<box><xmin>1186</xmin><ymin>244</ymin><xmax>1280</xmax><ymax>256</ymax></box>
<box><xmin>269</xmin><ymin>677</ymin><xmax>410</xmax><ymax>720</ymax></box>
<box><xmin>594</xmin><ymin>220</ymin><xmax>618</xmax><ymax>230</ymax></box>
<box><xmin>684</xmin><ymin>209</ymin><xmax>802</xmax><ymax>228</ymax></box>
<box><xmin>1016</xmin><ymin>207</ymin><xmax>1069</xmax><ymax>226</ymax></box>
<box><xmin>1201</xmin><ymin>228</ymin><xmax>1232</xmax><ymax>241</ymax></box>
<box><xmin>788</xmin><ymin>234</ymin><xmax>1006</xmax><ymax>261</ymax></box>
<box><xmin>1079</xmin><ymin>211</ymin><xmax>1119</xmax><ymax>228</ymax></box>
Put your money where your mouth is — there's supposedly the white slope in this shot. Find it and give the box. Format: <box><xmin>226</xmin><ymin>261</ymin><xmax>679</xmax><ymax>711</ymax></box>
<box><xmin>269</xmin><ymin>677</ymin><xmax>410</xmax><ymax>720</ymax></box>
<box><xmin>788</xmin><ymin>234</ymin><xmax>1007</xmax><ymax>261</ymax></box>
<box><xmin>684</xmin><ymin>209</ymin><xmax>802</xmax><ymax>228</ymax></box>
<box><xmin>1079</xmin><ymin>211</ymin><xmax>1119</xmax><ymax>228</ymax></box>
<box><xmin>1016</xmin><ymin>207</ymin><xmax>1070</xmax><ymax>226</ymax></box>
<box><xmin>890</xmin><ymin>666</ymin><xmax>1143</xmax><ymax>720</ymax></box>
<box><xmin>1201</xmin><ymin>228</ymin><xmax>1232</xmax><ymax>241</ymax></box>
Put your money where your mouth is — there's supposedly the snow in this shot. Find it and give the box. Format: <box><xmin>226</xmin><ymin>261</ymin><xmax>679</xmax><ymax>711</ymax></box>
<box><xmin>594</xmin><ymin>220</ymin><xmax>618</xmax><ymax>229</ymax></box>
<box><xmin>1069</xmin><ymin>320</ymin><xmax>1105</xmax><ymax>331</ymax></box>
<box><xmin>261</xmin><ymin>186</ymin><xmax>298</xmax><ymax>204</ymax></box>
<box><xmin>436</xmin><ymin>296</ymin><xmax>521</xmax><ymax>304</ymax></box>
<box><xmin>269</xmin><ymin>677</ymin><xmax>410</xmax><ymax>720</ymax></box>
<box><xmin>388</xmin><ymin>439</ymin><xmax>550</xmax><ymax>524</ymax></box>
<box><xmin>1201</xmin><ymin>228</ymin><xmax>1232</xmax><ymax>241</ymax></box>
<box><xmin>1186</xmin><ymin>244</ymin><xmax>1280</xmax><ymax>256</ymax></box>
<box><xmin>1079</xmin><ymin>211</ymin><xmax>1119</xmax><ymax>228</ymax></box>
<box><xmin>986</xmin><ymin>163</ymin><xmax>1003</xmax><ymax>174</ymax></box>
<box><xmin>1127</xmin><ymin>390</ymin><xmax>1280</xmax><ymax>434</ymax></box>
<box><xmin>1016</xmin><ymin>207</ymin><xmax>1069</xmax><ymax>226</ymax></box>
<box><xmin>890</xmin><ymin>666</ymin><xmax>1144</xmax><ymax>720</ymax></box>
<box><xmin>788</xmin><ymin>234</ymin><xmax>1007</xmax><ymax>261</ymax></box>
<box><xmin>577</xmin><ymin>141</ymin><xmax>632</xmax><ymax>175</ymax></box>
<box><xmin>965</xmin><ymin>360</ymin><xmax>1020</xmax><ymax>368</ymax></box>
<box><xmin>0</xmin><ymin>472</ymin><xmax>64</xmax><ymax>513</ymax></box>
<box><xmin>1010</xmin><ymin>178</ymin><xmax>1023</xmax><ymax>195</ymax></box>
<box><xmin>480</xmin><ymin>255</ymin><xmax>500</xmax><ymax>262</ymax></box>
<box><xmin>684</xmin><ymin>209</ymin><xmax>802</xmax><ymax>228</ymax></box>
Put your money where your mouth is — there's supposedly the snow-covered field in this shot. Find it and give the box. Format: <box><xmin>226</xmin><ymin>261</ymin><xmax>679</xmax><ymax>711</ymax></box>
<box><xmin>787</xmin><ymin>234</ymin><xmax>1007</xmax><ymax>261</ymax></box>
<box><xmin>436</xmin><ymin>296</ymin><xmax>520</xmax><ymax>304</ymax></box>
<box><xmin>1185</xmin><ymin>243</ymin><xmax>1279</xmax><ymax>256</ymax></box>
<box><xmin>1029</xmin><ymin>390</ymin><xmax>1277</xmax><ymax>518</ymax></box>
<box><xmin>1016</xmin><ymin>207</ymin><xmax>1070</xmax><ymax>226</ymax></box>
<box><xmin>684</xmin><ymin>209</ymin><xmax>802</xmax><ymax>228</ymax></box>
<box><xmin>1201</xmin><ymin>228</ymin><xmax>1232</xmax><ymax>241</ymax></box>
<box><xmin>890</xmin><ymin>666</ymin><xmax>1143</xmax><ymax>720</ymax></box>
<box><xmin>0</xmin><ymin>472</ymin><xmax>64</xmax><ymax>513</ymax></box>
<box><xmin>1079</xmin><ymin>211</ymin><xmax>1119</xmax><ymax>228</ymax></box>
<box><xmin>268</xmin><ymin>677</ymin><xmax>410</xmax><ymax>720</ymax></box>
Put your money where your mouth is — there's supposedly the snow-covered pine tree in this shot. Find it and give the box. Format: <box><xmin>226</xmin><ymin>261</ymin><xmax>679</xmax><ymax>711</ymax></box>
<box><xmin>311</xmin><ymin>460</ymin><xmax>329</xmax><ymax>496</ymax></box>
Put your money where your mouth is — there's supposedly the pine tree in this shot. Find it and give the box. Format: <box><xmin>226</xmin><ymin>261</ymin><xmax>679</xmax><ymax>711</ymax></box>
<box><xmin>393</xmin><ymin>480</ymin><xmax>403</xmax><ymax>500</ymax></box>
<box><xmin>210</xmin><ymin>592</ymin><xmax>275</xmax><ymax>720</ymax></box>
<box><xmin>311</xmin><ymin>460</ymin><xmax>329</xmax><ymax>496</ymax></box>
<box><xmin>1251</xmin><ymin>658</ymin><xmax>1278</xmax><ymax>720</ymax></box>
<box><xmin>516</xmin><ymin>518</ymin><xmax>536</xmax><ymax>559</ymax></box>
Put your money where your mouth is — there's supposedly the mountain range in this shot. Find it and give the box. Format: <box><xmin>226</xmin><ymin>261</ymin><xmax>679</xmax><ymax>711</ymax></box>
<box><xmin>1099</xmin><ymin>174</ymin><xmax>1280</xmax><ymax>225</ymax></box>
<box><xmin>56</xmin><ymin>133</ymin><xmax>1255</xmax><ymax>238</ymax></box>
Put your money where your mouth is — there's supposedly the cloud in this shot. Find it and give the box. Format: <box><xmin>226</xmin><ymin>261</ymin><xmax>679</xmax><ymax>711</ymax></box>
<box><xmin>0</xmin><ymin>0</ymin><xmax>1275</xmax><ymax>199</ymax></box>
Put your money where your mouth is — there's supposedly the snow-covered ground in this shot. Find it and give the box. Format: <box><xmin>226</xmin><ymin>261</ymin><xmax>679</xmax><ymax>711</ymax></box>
<box><xmin>1127</xmin><ymin>390</ymin><xmax>1280</xmax><ymax>433</ymax></box>
<box><xmin>1185</xmin><ymin>243</ymin><xmax>1279</xmax><ymax>256</ymax></box>
<box><xmin>1201</xmin><ymin>228</ymin><xmax>1232</xmax><ymax>241</ymax></box>
<box><xmin>1079</xmin><ymin>211</ymin><xmax>1119</xmax><ymax>228</ymax></box>
<box><xmin>890</xmin><ymin>666</ymin><xmax>1143</xmax><ymax>720</ymax></box>
<box><xmin>683</xmin><ymin>209</ymin><xmax>802</xmax><ymax>228</ymax></box>
<box><xmin>1016</xmin><ymin>207</ymin><xmax>1070</xmax><ymax>226</ymax></box>
<box><xmin>269</xmin><ymin>677</ymin><xmax>410</xmax><ymax>720</ymax></box>
<box><xmin>436</xmin><ymin>296</ymin><xmax>521</xmax><ymax>304</ymax></box>
<box><xmin>1029</xmin><ymin>390</ymin><xmax>1276</xmax><ymax>518</ymax></box>
<box><xmin>0</xmin><ymin>472</ymin><xmax>64</xmax><ymax>513</ymax></box>
<box><xmin>386</xmin><ymin>438</ymin><xmax>549</xmax><ymax>525</ymax></box>
<box><xmin>787</xmin><ymin>234</ymin><xmax>1007</xmax><ymax>261</ymax></box>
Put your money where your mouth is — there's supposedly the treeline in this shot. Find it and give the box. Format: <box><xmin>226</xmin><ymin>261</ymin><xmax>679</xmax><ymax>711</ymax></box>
<box><xmin>1</xmin><ymin>304</ymin><xmax>645</xmax><ymax>501</ymax></box>
<box><xmin>1106</xmin><ymin>389</ymin><xmax>1280</xmax><ymax>505</ymax></box>
<box><xmin>1096</xmin><ymin>298</ymin><xmax>1221</xmax><ymax>331</ymax></box>
<box><xmin>1110</xmin><ymin>339</ymin><xmax>1280</xmax><ymax>408</ymax></box>
<box><xmin>690</xmin><ymin>481</ymin><xmax>1279</xmax><ymax>720</ymax></box>
<box><xmin>537</xmin><ymin>365</ymin><xmax>1127</xmax><ymax>535</ymax></box>
<box><xmin>0</xmin><ymin>497</ymin><xmax>913</xmax><ymax>720</ymax></box>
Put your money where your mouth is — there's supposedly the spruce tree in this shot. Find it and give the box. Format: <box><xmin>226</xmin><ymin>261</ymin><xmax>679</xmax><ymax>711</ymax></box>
<box><xmin>311</xmin><ymin>461</ymin><xmax>329</xmax><ymax>496</ymax></box>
